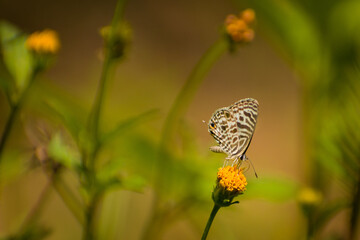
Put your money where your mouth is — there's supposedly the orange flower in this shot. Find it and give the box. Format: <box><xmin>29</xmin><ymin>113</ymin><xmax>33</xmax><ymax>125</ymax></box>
<box><xmin>217</xmin><ymin>166</ymin><xmax>247</xmax><ymax>192</ymax></box>
<box><xmin>212</xmin><ymin>166</ymin><xmax>247</xmax><ymax>207</ymax></box>
<box><xmin>224</xmin><ymin>9</ymin><xmax>256</xmax><ymax>43</ymax></box>
<box><xmin>241</xmin><ymin>8</ymin><xmax>256</xmax><ymax>24</ymax></box>
<box><xmin>26</xmin><ymin>29</ymin><xmax>60</xmax><ymax>54</ymax></box>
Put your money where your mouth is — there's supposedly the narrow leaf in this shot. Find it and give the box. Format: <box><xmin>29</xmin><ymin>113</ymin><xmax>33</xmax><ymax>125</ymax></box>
<box><xmin>100</xmin><ymin>109</ymin><xmax>159</xmax><ymax>145</ymax></box>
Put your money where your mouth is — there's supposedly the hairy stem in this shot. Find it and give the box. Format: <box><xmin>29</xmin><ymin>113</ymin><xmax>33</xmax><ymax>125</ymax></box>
<box><xmin>201</xmin><ymin>204</ymin><xmax>221</xmax><ymax>240</ymax></box>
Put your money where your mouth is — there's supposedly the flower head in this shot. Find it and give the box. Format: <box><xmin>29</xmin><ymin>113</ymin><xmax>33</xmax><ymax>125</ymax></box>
<box><xmin>100</xmin><ymin>23</ymin><xmax>131</xmax><ymax>60</ymax></box>
<box><xmin>26</xmin><ymin>29</ymin><xmax>60</xmax><ymax>54</ymax></box>
<box><xmin>297</xmin><ymin>187</ymin><xmax>323</xmax><ymax>218</ymax></box>
<box><xmin>297</xmin><ymin>187</ymin><xmax>322</xmax><ymax>207</ymax></box>
<box><xmin>212</xmin><ymin>166</ymin><xmax>247</xmax><ymax>207</ymax></box>
<box><xmin>225</xmin><ymin>9</ymin><xmax>256</xmax><ymax>43</ymax></box>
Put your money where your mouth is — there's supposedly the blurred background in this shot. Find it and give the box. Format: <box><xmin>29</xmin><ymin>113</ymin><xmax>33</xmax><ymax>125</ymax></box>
<box><xmin>0</xmin><ymin>0</ymin><xmax>359</xmax><ymax>239</ymax></box>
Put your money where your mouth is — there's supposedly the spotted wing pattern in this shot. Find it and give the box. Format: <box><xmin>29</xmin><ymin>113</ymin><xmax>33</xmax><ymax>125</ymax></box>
<box><xmin>208</xmin><ymin>98</ymin><xmax>258</xmax><ymax>160</ymax></box>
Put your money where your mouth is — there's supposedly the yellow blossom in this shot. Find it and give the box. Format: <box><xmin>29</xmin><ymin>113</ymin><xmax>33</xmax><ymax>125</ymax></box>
<box><xmin>212</xmin><ymin>166</ymin><xmax>247</xmax><ymax>207</ymax></box>
<box><xmin>224</xmin><ymin>9</ymin><xmax>256</xmax><ymax>43</ymax></box>
<box><xmin>217</xmin><ymin>166</ymin><xmax>247</xmax><ymax>193</ymax></box>
<box><xmin>297</xmin><ymin>187</ymin><xmax>322</xmax><ymax>206</ymax></box>
<box><xmin>26</xmin><ymin>29</ymin><xmax>60</xmax><ymax>54</ymax></box>
<box><xmin>100</xmin><ymin>23</ymin><xmax>131</xmax><ymax>60</ymax></box>
<box><xmin>241</xmin><ymin>8</ymin><xmax>256</xmax><ymax>24</ymax></box>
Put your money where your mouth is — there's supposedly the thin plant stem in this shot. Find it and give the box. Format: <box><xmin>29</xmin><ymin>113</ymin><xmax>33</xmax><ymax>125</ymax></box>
<box><xmin>83</xmin><ymin>193</ymin><xmax>101</xmax><ymax>240</ymax></box>
<box><xmin>88</xmin><ymin>0</ymin><xmax>127</xmax><ymax>153</ymax></box>
<box><xmin>87</xmin><ymin>57</ymin><xmax>115</xmax><ymax>169</ymax></box>
<box><xmin>201</xmin><ymin>204</ymin><xmax>221</xmax><ymax>240</ymax></box>
<box><xmin>0</xmin><ymin>103</ymin><xmax>19</xmax><ymax>160</ymax></box>
<box><xmin>159</xmin><ymin>38</ymin><xmax>228</xmax><ymax>154</ymax></box>
<box><xmin>0</xmin><ymin>70</ymin><xmax>38</xmax><ymax>164</ymax></box>
<box><xmin>51</xmin><ymin>172</ymin><xmax>84</xmax><ymax>224</ymax></box>
<box><xmin>156</xmin><ymin>37</ymin><xmax>228</xmax><ymax>189</ymax></box>
<box><xmin>18</xmin><ymin>178</ymin><xmax>53</xmax><ymax>234</ymax></box>
<box><xmin>82</xmin><ymin>0</ymin><xmax>128</xmax><ymax>239</ymax></box>
<box><xmin>306</xmin><ymin>213</ymin><xmax>314</xmax><ymax>240</ymax></box>
<box><xmin>141</xmin><ymin>199</ymin><xmax>164</xmax><ymax>240</ymax></box>
<box><xmin>17</xmin><ymin>166</ymin><xmax>84</xmax><ymax>235</ymax></box>
<box><xmin>141</xmin><ymin>38</ymin><xmax>228</xmax><ymax>239</ymax></box>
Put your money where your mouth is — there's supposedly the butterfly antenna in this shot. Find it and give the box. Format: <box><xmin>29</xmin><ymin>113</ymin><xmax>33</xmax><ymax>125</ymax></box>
<box><xmin>248</xmin><ymin>158</ymin><xmax>258</xmax><ymax>178</ymax></box>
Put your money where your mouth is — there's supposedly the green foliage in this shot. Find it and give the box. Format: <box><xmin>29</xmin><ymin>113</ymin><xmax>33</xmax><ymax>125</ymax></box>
<box><xmin>0</xmin><ymin>21</ymin><xmax>33</xmax><ymax>99</ymax></box>
<box><xmin>47</xmin><ymin>132</ymin><xmax>81</xmax><ymax>171</ymax></box>
<box><xmin>245</xmin><ymin>177</ymin><xmax>298</xmax><ymax>202</ymax></box>
<box><xmin>237</xmin><ymin>0</ymin><xmax>360</xmax><ymax>238</ymax></box>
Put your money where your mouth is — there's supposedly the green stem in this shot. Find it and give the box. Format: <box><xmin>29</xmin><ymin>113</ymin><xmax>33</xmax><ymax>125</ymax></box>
<box><xmin>141</xmin><ymin>201</ymin><xmax>163</xmax><ymax>240</ymax></box>
<box><xmin>0</xmin><ymin>103</ymin><xmax>19</xmax><ymax>161</ymax></box>
<box><xmin>145</xmin><ymin>38</ymin><xmax>228</xmax><ymax>239</ymax></box>
<box><xmin>18</xmin><ymin>169</ymin><xmax>84</xmax><ymax>233</ymax></box>
<box><xmin>83</xmin><ymin>194</ymin><xmax>101</xmax><ymax>240</ymax></box>
<box><xmin>0</xmin><ymin>70</ymin><xmax>38</xmax><ymax>164</ymax></box>
<box><xmin>201</xmin><ymin>204</ymin><xmax>221</xmax><ymax>240</ymax></box>
<box><xmin>159</xmin><ymin>38</ymin><xmax>228</xmax><ymax>153</ymax></box>
<box><xmin>87</xmin><ymin>0</ymin><xmax>127</xmax><ymax>169</ymax></box>
<box><xmin>82</xmin><ymin>1</ymin><xmax>128</xmax><ymax>239</ymax></box>
<box><xmin>52</xmin><ymin>173</ymin><xmax>84</xmax><ymax>224</ymax></box>
<box><xmin>18</xmin><ymin>178</ymin><xmax>53</xmax><ymax>233</ymax></box>
<box><xmin>156</xmin><ymin>38</ymin><xmax>228</xmax><ymax>191</ymax></box>
<box><xmin>90</xmin><ymin>57</ymin><xmax>112</xmax><ymax>146</ymax></box>
<box><xmin>306</xmin><ymin>214</ymin><xmax>314</xmax><ymax>240</ymax></box>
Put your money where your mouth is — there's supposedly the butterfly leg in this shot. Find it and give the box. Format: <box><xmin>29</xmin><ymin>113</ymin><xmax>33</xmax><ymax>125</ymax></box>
<box><xmin>209</xmin><ymin>146</ymin><xmax>224</xmax><ymax>153</ymax></box>
<box><xmin>223</xmin><ymin>155</ymin><xmax>236</xmax><ymax>167</ymax></box>
<box><xmin>240</xmin><ymin>154</ymin><xmax>248</xmax><ymax>160</ymax></box>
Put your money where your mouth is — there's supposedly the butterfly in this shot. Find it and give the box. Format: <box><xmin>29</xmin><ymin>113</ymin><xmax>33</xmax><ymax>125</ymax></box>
<box><xmin>208</xmin><ymin>98</ymin><xmax>259</xmax><ymax>171</ymax></box>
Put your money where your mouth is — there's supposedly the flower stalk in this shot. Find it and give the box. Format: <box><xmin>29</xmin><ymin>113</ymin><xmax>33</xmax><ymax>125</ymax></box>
<box><xmin>0</xmin><ymin>69</ymin><xmax>38</xmax><ymax>163</ymax></box>
<box><xmin>142</xmin><ymin>37</ymin><xmax>228</xmax><ymax>240</ymax></box>
<box><xmin>0</xmin><ymin>28</ymin><xmax>60</xmax><ymax>164</ymax></box>
<box><xmin>201</xmin><ymin>166</ymin><xmax>247</xmax><ymax>239</ymax></box>
<box><xmin>83</xmin><ymin>0</ymin><xmax>128</xmax><ymax>239</ymax></box>
<box><xmin>144</xmin><ymin>9</ymin><xmax>256</xmax><ymax>239</ymax></box>
<box><xmin>201</xmin><ymin>204</ymin><xmax>221</xmax><ymax>240</ymax></box>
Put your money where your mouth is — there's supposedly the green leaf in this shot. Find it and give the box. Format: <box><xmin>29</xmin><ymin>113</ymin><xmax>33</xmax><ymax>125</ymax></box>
<box><xmin>47</xmin><ymin>132</ymin><xmax>80</xmax><ymax>170</ymax></box>
<box><xmin>0</xmin><ymin>21</ymin><xmax>33</xmax><ymax>94</ymax></box>
<box><xmin>97</xmin><ymin>157</ymin><xmax>147</xmax><ymax>192</ymax></box>
<box><xmin>100</xmin><ymin>109</ymin><xmax>159</xmax><ymax>145</ymax></box>
<box><xmin>4</xmin><ymin>225</ymin><xmax>51</xmax><ymax>240</ymax></box>
<box><xmin>121</xmin><ymin>174</ymin><xmax>147</xmax><ymax>192</ymax></box>
<box><xmin>244</xmin><ymin>176</ymin><xmax>298</xmax><ymax>201</ymax></box>
<box><xmin>0</xmin><ymin>150</ymin><xmax>27</xmax><ymax>187</ymax></box>
<box><xmin>97</xmin><ymin>158</ymin><xmax>125</xmax><ymax>181</ymax></box>
<box><xmin>329</xmin><ymin>1</ymin><xmax>360</xmax><ymax>49</ymax></box>
<box><xmin>29</xmin><ymin>81</ymin><xmax>88</xmax><ymax>144</ymax></box>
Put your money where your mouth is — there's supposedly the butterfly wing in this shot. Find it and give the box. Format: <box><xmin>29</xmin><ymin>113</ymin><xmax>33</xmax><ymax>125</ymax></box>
<box><xmin>208</xmin><ymin>107</ymin><xmax>237</xmax><ymax>156</ymax></box>
<box><xmin>228</xmin><ymin>98</ymin><xmax>259</xmax><ymax>159</ymax></box>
